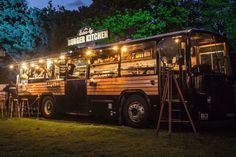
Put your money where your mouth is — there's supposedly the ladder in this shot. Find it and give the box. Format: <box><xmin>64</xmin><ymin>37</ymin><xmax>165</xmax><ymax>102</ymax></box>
<box><xmin>156</xmin><ymin>70</ymin><xmax>197</xmax><ymax>136</ymax></box>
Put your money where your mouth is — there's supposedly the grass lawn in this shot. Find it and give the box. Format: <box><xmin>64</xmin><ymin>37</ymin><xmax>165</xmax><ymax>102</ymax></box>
<box><xmin>0</xmin><ymin>118</ymin><xmax>236</xmax><ymax>157</ymax></box>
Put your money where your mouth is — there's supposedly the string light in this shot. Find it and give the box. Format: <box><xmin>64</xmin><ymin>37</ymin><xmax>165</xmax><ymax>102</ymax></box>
<box><xmin>39</xmin><ymin>59</ymin><xmax>44</xmax><ymax>63</ymax></box>
<box><xmin>30</xmin><ymin>63</ymin><xmax>35</xmax><ymax>67</ymax></box>
<box><xmin>21</xmin><ymin>63</ymin><xmax>27</xmax><ymax>69</ymax></box>
<box><xmin>9</xmin><ymin>65</ymin><xmax>14</xmax><ymax>69</ymax></box>
<box><xmin>121</xmin><ymin>47</ymin><xmax>127</xmax><ymax>52</ymax></box>
<box><xmin>60</xmin><ymin>55</ymin><xmax>65</xmax><ymax>60</ymax></box>
<box><xmin>175</xmin><ymin>39</ymin><xmax>180</xmax><ymax>43</ymax></box>
<box><xmin>112</xmin><ymin>46</ymin><xmax>118</xmax><ymax>51</ymax></box>
<box><xmin>86</xmin><ymin>51</ymin><xmax>92</xmax><ymax>56</ymax></box>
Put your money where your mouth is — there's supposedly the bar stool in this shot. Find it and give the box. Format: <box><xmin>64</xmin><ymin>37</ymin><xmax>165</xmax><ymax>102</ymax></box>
<box><xmin>20</xmin><ymin>98</ymin><xmax>30</xmax><ymax>117</ymax></box>
<box><xmin>10</xmin><ymin>96</ymin><xmax>20</xmax><ymax>118</ymax></box>
<box><xmin>0</xmin><ymin>97</ymin><xmax>6</xmax><ymax>118</ymax></box>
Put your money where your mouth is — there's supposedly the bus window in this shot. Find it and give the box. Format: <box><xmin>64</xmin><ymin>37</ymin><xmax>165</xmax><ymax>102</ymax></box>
<box><xmin>26</xmin><ymin>58</ymin><xmax>56</xmax><ymax>82</ymax></box>
<box><xmin>67</xmin><ymin>58</ymin><xmax>87</xmax><ymax>79</ymax></box>
<box><xmin>90</xmin><ymin>48</ymin><xmax>119</xmax><ymax>78</ymax></box>
<box><xmin>157</xmin><ymin>36</ymin><xmax>186</xmax><ymax>71</ymax></box>
<box><xmin>121</xmin><ymin>41</ymin><xmax>156</xmax><ymax>76</ymax></box>
<box><xmin>191</xmin><ymin>33</ymin><xmax>228</xmax><ymax>74</ymax></box>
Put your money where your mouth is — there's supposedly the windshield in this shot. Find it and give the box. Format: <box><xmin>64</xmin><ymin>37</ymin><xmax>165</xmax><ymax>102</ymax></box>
<box><xmin>190</xmin><ymin>33</ymin><xmax>229</xmax><ymax>74</ymax></box>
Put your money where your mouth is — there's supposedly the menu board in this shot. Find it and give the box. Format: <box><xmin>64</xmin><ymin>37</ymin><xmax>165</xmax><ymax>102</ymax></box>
<box><xmin>59</xmin><ymin>59</ymin><xmax>67</xmax><ymax>78</ymax></box>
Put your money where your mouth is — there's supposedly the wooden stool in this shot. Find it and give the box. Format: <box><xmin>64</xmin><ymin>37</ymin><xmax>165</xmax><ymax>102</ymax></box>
<box><xmin>10</xmin><ymin>97</ymin><xmax>20</xmax><ymax>118</ymax></box>
<box><xmin>20</xmin><ymin>98</ymin><xmax>30</xmax><ymax>117</ymax></box>
<box><xmin>0</xmin><ymin>97</ymin><xmax>6</xmax><ymax>118</ymax></box>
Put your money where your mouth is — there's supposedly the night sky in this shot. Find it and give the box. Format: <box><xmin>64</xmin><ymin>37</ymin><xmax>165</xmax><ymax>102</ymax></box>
<box><xmin>27</xmin><ymin>0</ymin><xmax>92</xmax><ymax>10</ymax></box>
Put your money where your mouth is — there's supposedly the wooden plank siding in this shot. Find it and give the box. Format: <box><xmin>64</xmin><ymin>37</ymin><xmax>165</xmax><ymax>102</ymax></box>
<box><xmin>18</xmin><ymin>80</ymin><xmax>65</xmax><ymax>96</ymax></box>
<box><xmin>87</xmin><ymin>75</ymin><xmax>158</xmax><ymax>96</ymax></box>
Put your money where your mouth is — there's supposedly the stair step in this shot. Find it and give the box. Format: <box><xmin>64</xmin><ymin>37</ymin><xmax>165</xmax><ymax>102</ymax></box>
<box><xmin>161</xmin><ymin>99</ymin><xmax>187</xmax><ymax>103</ymax></box>
<box><xmin>172</xmin><ymin>99</ymin><xmax>187</xmax><ymax>103</ymax></box>
<box><xmin>172</xmin><ymin>109</ymin><xmax>181</xmax><ymax>112</ymax></box>
<box><xmin>160</xmin><ymin>119</ymin><xmax>190</xmax><ymax>123</ymax></box>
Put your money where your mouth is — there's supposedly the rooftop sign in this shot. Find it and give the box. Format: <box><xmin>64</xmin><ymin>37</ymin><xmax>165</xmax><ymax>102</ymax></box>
<box><xmin>67</xmin><ymin>27</ymin><xmax>109</xmax><ymax>46</ymax></box>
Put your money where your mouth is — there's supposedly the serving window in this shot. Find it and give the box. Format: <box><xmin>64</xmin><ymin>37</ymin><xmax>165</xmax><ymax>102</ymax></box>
<box><xmin>121</xmin><ymin>41</ymin><xmax>156</xmax><ymax>76</ymax></box>
<box><xmin>66</xmin><ymin>58</ymin><xmax>87</xmax><ymax>79</ymax></box>
<box><xmin>18</xmin><ymin>56</ymin><xmax>68</xmax><ymax>83</ymax></box>
<box><xmin>90</xmin><ymin>48</ymin><xmax>119</xmax><ymax>78</ymax></box>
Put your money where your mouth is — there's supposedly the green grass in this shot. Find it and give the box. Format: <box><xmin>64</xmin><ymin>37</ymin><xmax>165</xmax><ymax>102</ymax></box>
<box><xmin>0</xmin><ymin>118</ymin><xmax>236</xmax><ymax>157</ymax></box>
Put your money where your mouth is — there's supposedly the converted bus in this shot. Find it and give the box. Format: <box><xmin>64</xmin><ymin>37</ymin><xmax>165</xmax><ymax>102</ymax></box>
<box><xmin>11</xmin><ymin>29</ymin><xmax>235</xmax><ymax>127</ymax></box>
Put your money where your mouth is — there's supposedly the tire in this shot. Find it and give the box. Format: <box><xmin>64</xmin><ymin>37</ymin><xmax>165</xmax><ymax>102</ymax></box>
<box><xmin>41</xmin><ymin>96</ymin><xmax>56</xmax><ymax>118</ymax></box>
<box><xmin>123</xmin><ymin>95</ymin><xmax>149</xmax><ymax>128</ymax></box>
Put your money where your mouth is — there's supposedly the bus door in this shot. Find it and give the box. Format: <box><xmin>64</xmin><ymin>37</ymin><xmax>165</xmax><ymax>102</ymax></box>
<box><xmin>190</xmin><ymin>33</ymin><xmax>234</xmax><ymax>120</ymax></box>
<box><xmin>157</xmin><ymin>36</ymin><xmax>187</xmax><ymax>99</ymax></box>
<box><xmin>65</xmin><ymin>58</ymin><xmax>89</xmax><ymax>114</ymax></box>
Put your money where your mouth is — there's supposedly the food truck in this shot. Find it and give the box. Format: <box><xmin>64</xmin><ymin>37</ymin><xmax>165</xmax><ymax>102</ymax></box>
<box><xmin>8</xmin><ymin>29</ymin><xmax>235</xmax><ymax>127</ymax></box>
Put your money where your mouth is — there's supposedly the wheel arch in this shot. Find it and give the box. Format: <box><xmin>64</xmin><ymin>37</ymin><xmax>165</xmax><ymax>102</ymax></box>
<box><xmin>39</xmin><ymin>92</ymin><xmax>55</xmax><ymax>106</ymax></box>
<box><xmin>118</xmin><ymin>89</ymin><xmax>151</xmax><ymax>125</ymax></box>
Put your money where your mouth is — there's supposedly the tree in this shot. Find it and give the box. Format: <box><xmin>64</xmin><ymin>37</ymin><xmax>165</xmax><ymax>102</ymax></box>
<box><xmin>91</xmin><ymin>0</ymin><xmax>190</xmax><ymax>43</ymax></box>
<box><xmin>40</xmin><ymin>1</ymin><xmax>83</xmax><ymax>52</ymax></box>
<box><xmin>183</xmin><ymin>0</ymin><xmax>236</xmax><ymax>50</ymax></box>
<box><xmin>200</xmin><ymin>0</ymin><xmax>236</xmax><ymax>50</ymax></box>
<box><xmin>0</xmin><ymin>0</ymin><xmax>47</xmax><ymax>59</ymax></box>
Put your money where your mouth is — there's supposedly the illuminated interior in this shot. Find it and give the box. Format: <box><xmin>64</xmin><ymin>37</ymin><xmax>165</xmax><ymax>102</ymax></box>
<box><xmin>190</xmin><ymin>33</ymin><xmax>228</xmax><ymax>74</ymax></box>
<box><xmin>90</xmin><ymin>41</ymin><xmax>156</xmax><ymax>78</ymax></box>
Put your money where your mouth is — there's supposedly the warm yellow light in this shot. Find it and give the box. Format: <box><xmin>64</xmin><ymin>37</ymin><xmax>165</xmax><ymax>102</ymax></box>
<box><xmin>21</xmin><ymin>63</ymin><xmax>27</xmax><ymax>69</ymax></box>
<box><xmin>39</xmin><ymin>59</ymin><xmax>44</xmax><ymax>63</ymax></box>
<box><xmin>175</xmin><ymin>39</ymin><xmax>180</xmax><ymax>43</ymax></box>
<box><xmin>9</xmin><ymin>65</ymin><xmax>14</xmax><ymax>69</ymax></box>
<box><xmin>112</xmin><ymin>46</ymin><xmax>118</xmax><ymax>51</ymax></box>
<box><xmin>30</xmin><ymin>63</ymin><xmax>35</xmax><ymax>67</ymax></box>
<box><xmin>60</xmin><ymin>55</ymin><xmax>65</xmax><ymax>60</ymax></box>
<box><xmin>47</xmin><ymin>60</ymin><xmax>52</xmax><ymax>69</ymax></box>
<box><xmin>47</xmin><ymin>60</ymin><xmax>52</xmax><ymax>64</ymax></box>
<box><xmin>35</xmin><ymin>66</ymin><xmax>39</xmax><ymax>70</ymax></box>
<box><xmin>121</xmin><ymin>47</ymin><xmax>127</xmax><ymax>52</ymax></box>
<box><xmin>54</xmin><ymin>59</ymin><xmax>58</xmax><ymax>63</ymax></box>
<box><xmin>86</xmin><ymin>51</ymin><xmax>92</xmax><ymax>56</ymax></box>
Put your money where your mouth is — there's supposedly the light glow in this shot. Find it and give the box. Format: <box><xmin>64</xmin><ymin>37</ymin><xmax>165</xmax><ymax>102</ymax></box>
<box><xmin>47</xmin><ymin>60</ymin><xmax>53</xmax><ymax>69</ymax></box>
<box><xmin>121</xmin><ymin>47</ymin><xmax>127</xmax><ymax>52</ymax></box>
<box><xmin>39</xmin><ymin>59</ymin><xmax>44</xmax><ymax>63</ymax></box>
<box><xmin>112</xmin><ymin>46</ymin><xmax>118</xmax><ymax>51</ymax></box>
<box><xmin>9</xmin><ymin>65</ymin><xmax>14</xmax><ymax>69</ymax></box>
<box><xmin>175</xmin><ymin>39</ymin><xmax>180</xmax><ymax>43</ymax></box>
<box><xmin>86</xmin><ymin>51</ymin><xmax>92</xmax><ymax>56</ymax></box>
<box><xmin>47</xmin><ymin>60</ymin><xmax>52</xmax><ymax>64</ymax></box>
<box><xmin>30</xmin><ymin>63</ymin><xmax>35</xmax><ymax>67</ymax></box>
<box><xmin>60</xmin><ymin>55</ymin><xmax>65</xmax><ymax>60</ymax></box>
<box><xmin>21</xmin><ymin>63</ymin><xmax>27</xmax><ymax>69</ymax></box>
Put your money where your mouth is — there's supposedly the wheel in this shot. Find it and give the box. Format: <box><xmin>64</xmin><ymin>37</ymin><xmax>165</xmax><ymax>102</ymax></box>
<box><xmin>41</xmin><ymin>96</ymin><xmax>56</xmax><ymax>118</ymax></box>
<box><xmin>123</xmin><ymin>95</ymin><xmax>149</xmax><ymax>128</ymax></box>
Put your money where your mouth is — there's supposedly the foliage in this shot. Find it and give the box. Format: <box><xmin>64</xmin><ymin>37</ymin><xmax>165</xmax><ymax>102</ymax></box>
<box><xmin>40</xmin><ymin>1</ymin><xmax>82</xmax><ymax>52</ymax></box>
<box><xmin>91</xmin><ymin>1</ymin><xmax>190</xmax><ymax>42</ymax></box>
<box><xmin>1</xmin><ymin>0</ymin><xmax>236</xmax><ymax>54</ymax></box>
<box><xmin>200</xmin><ymin>0</ymin><xmax>236</xmax><ymax>50</ymax></box>
<box><xmin>92</xmin><ymin>10</ymin><xmax>156</xmax><ymax>41</ymax></box>
<box><xmin>182</xmin><ymin>0</ymin><xmax>236</xmax><ymax>50</ymax></box>
<box><xmin>0</xmin><ymin>0</ymin><xmax>47</xmax><ymax>59</ymax></box>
